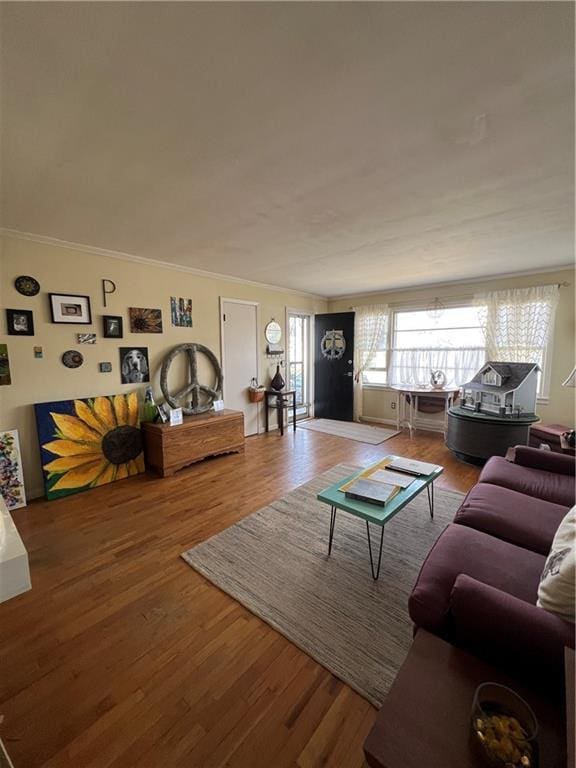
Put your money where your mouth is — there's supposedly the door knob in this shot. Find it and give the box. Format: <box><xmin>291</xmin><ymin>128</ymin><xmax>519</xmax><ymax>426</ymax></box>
<box><xmin>345</xmin><ymin>372</ymin><xmax>353</xmax><ymax>377</ymax></box>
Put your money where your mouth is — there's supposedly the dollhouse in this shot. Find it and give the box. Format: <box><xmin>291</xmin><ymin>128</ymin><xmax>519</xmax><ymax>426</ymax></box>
<box><xmin>460</xmin><ymin>362</ymin><xmax>540</xmax><ymax>417</ymax></box>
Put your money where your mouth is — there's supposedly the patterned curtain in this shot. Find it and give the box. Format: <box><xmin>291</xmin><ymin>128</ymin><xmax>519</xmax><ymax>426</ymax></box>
<box><xmin>473</xmin><ymin>285</ymin><xmax>560</xmax><ymax>365</ymax></box>
<box><xmin>353</xmin><ymin>305</ymin><xmax>389</xmax><ymax>421</ymax></box>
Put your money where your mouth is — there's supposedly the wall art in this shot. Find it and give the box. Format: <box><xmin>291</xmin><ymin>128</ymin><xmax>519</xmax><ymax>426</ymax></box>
<box><xmin>170</xmin><ymin>297</ymin><xmax>193</xmax><ymax>328</ymax></box>
<box><xmin>77</xmin><ymin>333</ymin><xmax>97</xmax><ymax>344</ymax></box>
<box><xmin>0</xmin><ymin>429</ymin><xmax>26</xmax><ymax>510</ymax></box>
<box><xmin>129</xmin><ymin>307</ymin><xmax>163</xmax><ymax>333</ymax></box>
<box><xmin>62</xmin><ymin>350</ymin><xmax>84</xmax><ymax>369</ymax></box>
<box><xmin>7</xmin><ymin>309</ymin><xmax>34</xmax><ymax>336</ymax></box>
<box><xmin>14</xmin><ymin>275</ymin><xmax>40</xmax><ymax>296</ymax></box>
<box><xmin>101</xmin><ymin>279</ymin><xmax>116</xmax><ymax>307</ymax></box>
<box><xmin>103</xmin><ymin>315</ymin><xmax>123</xmax><ymax>338</ymax></box>
<box><xmin>99</xmin><ymin>362</ymin><xmax>112</xmax><ymax>373</ymax></box>
<box><xmin>49</xmin><ymin>293</ymin><xmax>92</xmax><ymax>324</ymax></box>
<box><xmin>119</xmin><ymin>347</ymin><xmax>150</xmax><ymax>384</ymax></box>
<box><xmin>35</xmin><ymin>393</ymin><xmax>145</xmax><ymax>500</ymax></box>
<box><xmin>0</xmin><ymin>345</ymin><xmax>11</xmax><ymax>386</ymax></box>
<box><xmin>34</xmin><ymin>346</ymin><xmax>43</xmax><ymax>359</ymax></box>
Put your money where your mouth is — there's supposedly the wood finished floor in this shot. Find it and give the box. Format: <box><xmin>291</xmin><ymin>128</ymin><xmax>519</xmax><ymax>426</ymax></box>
<box><xmin>0</xmin><ymin>429</ymin><xmax>480</xmax><ymax>768</ymax></box>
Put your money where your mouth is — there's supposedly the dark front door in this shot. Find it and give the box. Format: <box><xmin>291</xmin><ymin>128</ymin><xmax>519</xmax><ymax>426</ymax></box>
<box><xmin>314</xmin><ymin>312</ymin><xmax>355</xmax><ymax>421</ymax></box>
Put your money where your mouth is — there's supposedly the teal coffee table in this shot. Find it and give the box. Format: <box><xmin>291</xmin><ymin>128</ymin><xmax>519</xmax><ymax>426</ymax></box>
<box><xmin>317</xmin><ymin>457</ymin><xmax>443</xmax><ymax>580</ymax></box>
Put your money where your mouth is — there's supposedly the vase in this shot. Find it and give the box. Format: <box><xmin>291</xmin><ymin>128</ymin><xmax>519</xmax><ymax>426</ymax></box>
<box><xmin>270</xmin><ymin>365</ymin><xmax>285</xmax><ymax>391</ymax></box>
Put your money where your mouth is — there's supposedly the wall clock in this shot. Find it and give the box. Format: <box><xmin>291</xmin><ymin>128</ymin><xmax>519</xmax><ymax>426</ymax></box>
<box><xmin>321</xmin><ymin>329</ymin><xmax>346</xmax><ymax>360</ymax></box>
<box><xmin>62</xmin><ymin>350</ymin><xmax>84</xmax><ymax>369</ymax></box>
<box><xmin>15</xmin><ymin>275</ymin><xmax>40</xmax><ymax>296</ymax></box>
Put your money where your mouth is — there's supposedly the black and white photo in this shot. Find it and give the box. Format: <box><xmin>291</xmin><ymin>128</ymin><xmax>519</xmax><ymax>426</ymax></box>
<box><xmin>7</xmin><ymin>309</ymin><xmax>34</xmax><ymax>336</ymax></box>
<box><xmin>103</xmin><ymin>315</ymin><xmax>123</xmax><ymax>338</ymax></box>
<box><xmin>119</xmin><ymin>347</ymin><xmax>150</xmax><ymax>384</ymax></box>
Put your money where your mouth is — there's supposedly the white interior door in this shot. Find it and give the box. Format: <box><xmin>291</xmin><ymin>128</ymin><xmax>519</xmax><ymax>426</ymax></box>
<box><xmin>221</xmin><ymin>299</ymin><xmax>259</xmax><ymax>436</ymax></box>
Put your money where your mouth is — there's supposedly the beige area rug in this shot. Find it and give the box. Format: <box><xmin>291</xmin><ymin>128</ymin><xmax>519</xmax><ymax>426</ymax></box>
<box><xmin>182</xmin><ymin>464</ymin><xmax>464</xmax><ymax>706</ymax></box>
<box><xmin>297</xmin><ymin>418</ymin><xmax>400</xmax><ymax>444</ymax></box>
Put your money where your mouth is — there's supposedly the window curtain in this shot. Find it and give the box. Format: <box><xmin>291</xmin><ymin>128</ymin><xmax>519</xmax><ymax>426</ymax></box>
<box><xmin>473</xmin><ymin>284</ymin><xmax>560</xmax><ymax>363</ymax></box>
<box><xmin>388</xmin><ymin>348</ymin><xmax>485</xmax><ymax>389</ymax></box>
<box><xmin>353</xmin><ymin>304</ymin><xmax>389</xmax><ymax>421</ymax></box>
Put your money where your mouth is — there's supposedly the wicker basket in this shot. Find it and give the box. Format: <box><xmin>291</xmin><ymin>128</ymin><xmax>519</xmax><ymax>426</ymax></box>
<box><xmin>248</xmin><ymin>388</ymin><xmax>265</xmax><ymax>403</ymax></box>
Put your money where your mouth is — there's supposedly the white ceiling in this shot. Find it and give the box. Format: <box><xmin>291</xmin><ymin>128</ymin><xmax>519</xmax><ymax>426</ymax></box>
<box><xmin>1</xmin><ymin>2</ymin><xmax>573</xmax><ymax>297</ymax></box>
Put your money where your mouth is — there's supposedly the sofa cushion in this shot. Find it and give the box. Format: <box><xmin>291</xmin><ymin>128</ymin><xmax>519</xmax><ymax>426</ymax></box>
<box><xmin>479</xmin><ymin>456</ymin><xmax>575</xmax><ymax>507</ymax></box>
<box><xmin>537</xmin><ymin>507</ymin><xmax>576</xmax><ymax>622</ymax></box>
<box><xmin>454</xmin><ymin>483</ymin><xmax>568</xmax><ymax>555</ymax></box>
<box><xmin>408</xmin><ymin>524</ymin><xmax>546</xmax><ymax>635</ymax></box>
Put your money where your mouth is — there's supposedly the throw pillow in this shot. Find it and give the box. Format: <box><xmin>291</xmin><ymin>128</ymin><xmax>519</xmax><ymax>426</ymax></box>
<box><xmin>537</xmin><ymin>507</ymin><xmax>575</xmax><ymax>622</ymax></box>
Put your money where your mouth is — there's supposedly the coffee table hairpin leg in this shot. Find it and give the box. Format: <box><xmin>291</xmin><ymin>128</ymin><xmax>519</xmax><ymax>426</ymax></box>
<box><xmin>328</xmin><ymin>506</ymin><xmax>337</xmax><ymax>556</ymax></box>
<box><xmin>366</xmin><ymin>522</ymin><xmax>385</xmax><ymax>580</ymax></box>
<box><xmin>426</xmin><ymin>481</ymin><xmax>435</xmax><ymax>519</ymax></box>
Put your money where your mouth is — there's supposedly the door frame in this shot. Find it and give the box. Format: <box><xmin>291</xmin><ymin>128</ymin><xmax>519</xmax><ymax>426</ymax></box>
<box><xmin>219</xmin><ymin>297</ymin><xmax>261</xmax><ymax>433</ymax></box>
<box><xmin>285</xmin><ymin>307</ymin><xmax>315</xmax><ymax>420</ymax></box>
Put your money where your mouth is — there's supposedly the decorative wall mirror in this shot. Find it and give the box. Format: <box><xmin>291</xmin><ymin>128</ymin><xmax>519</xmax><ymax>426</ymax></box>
<box><xmin>265</xmin><ymin>320</ymin><xmax>282</xmax><ymax>345</ymax></box>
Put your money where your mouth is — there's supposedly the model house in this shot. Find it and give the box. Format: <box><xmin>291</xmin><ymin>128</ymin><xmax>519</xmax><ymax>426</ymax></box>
<box><xmin>461</xmin><ymin>362</ymin><xmax>540</xmax><ymax>417</ymax></box>
<box><xmin>0</xmin><ymin>3</ymin><xmax>574</xmax><ymax>768</ymax></box>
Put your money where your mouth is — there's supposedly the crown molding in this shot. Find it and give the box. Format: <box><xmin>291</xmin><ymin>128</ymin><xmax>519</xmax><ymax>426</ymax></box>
<box><xmin>0</xmin><ymin>228</ymin><xmax>327</xmax><ymax>302</ymax></box>
<box><xmin>328</xmin><ymin>263</ymin><xmax>574</xmax><ymax>302</ymax></box>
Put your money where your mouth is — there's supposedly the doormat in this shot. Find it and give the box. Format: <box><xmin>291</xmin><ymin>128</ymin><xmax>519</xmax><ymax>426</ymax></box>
<box><xmin>297</xmin><ymin>419</ymin><xmax>400</xmax><ymax>444</ymax></box>
<box><xmin>182</xmin><ymin>464</ymin><xmax>463</xmax><ymax>706</ymax></box>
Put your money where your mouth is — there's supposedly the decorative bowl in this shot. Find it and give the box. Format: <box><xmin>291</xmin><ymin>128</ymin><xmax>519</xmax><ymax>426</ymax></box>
<box><xmin>471</xmin><ymin>683</ymin><xmax>538</xmax><ymax>767</ymax></box>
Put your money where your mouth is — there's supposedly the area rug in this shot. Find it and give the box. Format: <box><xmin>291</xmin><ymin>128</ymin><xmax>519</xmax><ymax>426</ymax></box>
<box><xmin>182</xmin><ymin>464</ymin><xmax>464</xmax><ymax>707</ymax></box>
<box><xmin>297</xmin><ymin>418</ymin><xmax>400</xmax><ymax>444</ymax></box>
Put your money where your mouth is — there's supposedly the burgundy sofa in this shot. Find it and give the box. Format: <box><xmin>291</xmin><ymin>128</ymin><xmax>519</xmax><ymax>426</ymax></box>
<box><xmin>408</xmin><ymin>446</ymin><xmax>575</xmax><ymax>676</ymax></box>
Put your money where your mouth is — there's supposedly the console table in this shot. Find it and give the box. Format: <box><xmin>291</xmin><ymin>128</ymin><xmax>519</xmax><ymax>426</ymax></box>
<box><xmin>364</xmin><ymin>630</ymin><xmax>565</xmax><ymax>768</ymax></box>
<box><xmin>264</xmin><ymin>389</ymin><xmax>296</xmax><ymax>436</ymax></box>
<box><xmin>142</xmin><ymin>409</ymin><xmax>244</xmax><ymax>477</ymax></box>
<box><xmin>388</xmin><ymin>386</ymin><xmax>459</xmax><ymax>437</ymax></box>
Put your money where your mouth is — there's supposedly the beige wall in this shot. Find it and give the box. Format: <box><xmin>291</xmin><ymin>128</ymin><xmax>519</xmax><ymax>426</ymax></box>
<box><xmin>0</xmin><ymin>234</ymin><xmax>327</xmax><ymax>498</ymax></box>
<box><xmin>329</xmin><ymin>269</ymin><xmax>576</xmax><ymax>427</ymax></box>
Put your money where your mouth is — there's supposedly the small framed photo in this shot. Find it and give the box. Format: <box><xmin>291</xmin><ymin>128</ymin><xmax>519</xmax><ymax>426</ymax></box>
<box><xmin>49</xmin><ymin>293</ymin><xmax>92</xmax><ymax>324</ymax></box>
<box><xmin>6</xmin><ymin>309</ymin><xmax>34</xmax><ymax>336</ymax></box>
<box><xmin>103</xmin><ymin>315</ymin><xmax>123</xmax><ymax>339</ymax></box>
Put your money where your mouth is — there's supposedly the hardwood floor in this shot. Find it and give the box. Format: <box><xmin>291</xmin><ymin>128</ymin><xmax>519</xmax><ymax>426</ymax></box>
<box><xmin>0</xmin><ymin>429</ymin><xmax>479</xmax><ymax>768</ymax></box>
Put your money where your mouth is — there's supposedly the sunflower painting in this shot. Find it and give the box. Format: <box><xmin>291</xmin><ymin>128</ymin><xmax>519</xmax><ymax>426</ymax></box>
<box><xmin>34</xmin><ymin>393</ymin><xmax>145</xmax><ymax>500</ymax></box>
<box><xmin>129</xmin><ymin>307</ymin><xmax>163</xmax><ymax>333</ymax></box>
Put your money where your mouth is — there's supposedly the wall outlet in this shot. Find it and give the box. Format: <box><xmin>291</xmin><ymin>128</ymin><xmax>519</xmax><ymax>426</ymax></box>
<box><xmin>391</xmin><ymin>401</ymin><xmax>396</xmax><ymax>409</ymax></box>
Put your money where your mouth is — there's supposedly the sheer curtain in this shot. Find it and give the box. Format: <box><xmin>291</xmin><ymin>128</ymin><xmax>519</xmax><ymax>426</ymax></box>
<box><xmin>353</xmin><ymin>305</ymin><xmax>389</xmax><ymax>421</ymax></box>
<box><xmin>474</xmin><ymin>285</ymin><xmax>560</xmax><ymax>366</ymax></box>
<box><xmin>388</xmin><ymin>348</ymin><xmax>485</xmax><ymax>388</ymax></box>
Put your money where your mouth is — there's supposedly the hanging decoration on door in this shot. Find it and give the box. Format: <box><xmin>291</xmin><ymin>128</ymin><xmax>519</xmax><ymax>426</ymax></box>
<box><xmin>320</xmin><ymin>329</ymin><xmax>346</xmax><ymax>361</ymax></box>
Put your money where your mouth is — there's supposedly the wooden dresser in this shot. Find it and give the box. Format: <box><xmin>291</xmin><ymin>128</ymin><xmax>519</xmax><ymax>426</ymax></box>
<box><xmin>141</xmin><ymin>409</ymin><xmax>245</xmax><ymax>477</ymax></box>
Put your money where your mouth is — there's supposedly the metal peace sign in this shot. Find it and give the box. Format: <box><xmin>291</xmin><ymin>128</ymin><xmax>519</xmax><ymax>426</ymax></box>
<box><xmin>160</xmin><ymin>343</ymin><xmax>223</xmax><ymax>415</ymax></box>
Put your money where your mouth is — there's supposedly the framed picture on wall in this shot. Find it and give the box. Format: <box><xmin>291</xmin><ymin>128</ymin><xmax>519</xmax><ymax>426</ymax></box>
<box><xmin>49</xmin><ymin>293</ymin><xmax>92</xmax><ymax>324</ymax></box>
<box><xmin>6</xmin><ymin>309</ymin><xmax>34</xmax><ymax>336</ymax></box>
<box><xmin>103</xmin><ymin>315</ymin><xmax>123</xmax><ymax>338</ymax></box>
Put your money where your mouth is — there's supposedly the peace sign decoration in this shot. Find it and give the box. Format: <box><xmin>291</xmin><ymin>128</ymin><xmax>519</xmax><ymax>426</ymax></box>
<box><xmin>160</xmin><ymin>343</ymin><xmax>223</xmax><ymax>415</ymax></box>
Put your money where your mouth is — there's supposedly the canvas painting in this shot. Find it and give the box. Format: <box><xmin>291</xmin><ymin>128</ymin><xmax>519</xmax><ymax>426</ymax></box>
<box><xmin>0</xmin><ymin>429</ymin><xmax>26</xmax><ymax>510</ymax></box>
<box><xmin>0</xmin><ymin>344</ymin><xmax>11</xmax><ymax>386</ymax></box>
<box><xmin>34</xmin><ymin>393</ymin><xmax>145</xmax><ymax>500</ymax></box>
<box><xmin>129</xmin><ymin>307</ymin><xmax>163</xmax><ymax>333</ymax></box>
<box><xmin>170</xmin><ymin>297</ymin><xmax>193</xmax><ymax>328</ymax></box>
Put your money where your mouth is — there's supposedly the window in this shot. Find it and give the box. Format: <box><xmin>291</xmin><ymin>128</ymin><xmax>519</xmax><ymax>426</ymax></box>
<box><xmin>287</xmin><ymin>311</ymin><xmax>311</xmax><ymax>418</ymax></box>
<box><xmin>388</xmin><ymin>305</ymin><xmax>486</xmax><ymax>388</ymax></box>
<box><xmin>362</xmin><ymin>340</ymin><xmax>388</xmax><ymax>385</ymax></box>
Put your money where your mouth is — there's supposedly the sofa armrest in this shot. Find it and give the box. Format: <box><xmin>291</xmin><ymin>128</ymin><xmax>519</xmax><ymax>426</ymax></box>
<box><xmin>512</xmin><ymin>445</ymin><xmax>575</xmax><ymax>476</ymax></box>
<box><xmin>450</xmin><ymin>574</ymin><xmax>574</xmax><ymax>673</ymax></box>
